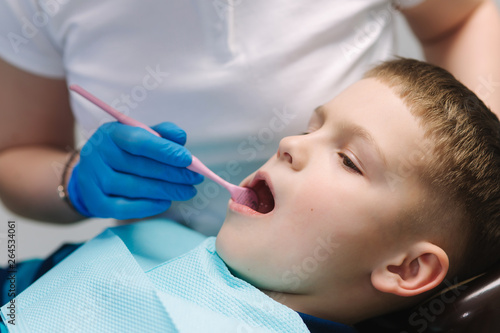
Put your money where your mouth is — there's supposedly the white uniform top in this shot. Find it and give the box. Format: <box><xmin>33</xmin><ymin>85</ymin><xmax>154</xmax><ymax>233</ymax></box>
<box><xmin>0</xmin><ymin>0</ymin><xmax>424</xmax><ymax>233</ymax></box>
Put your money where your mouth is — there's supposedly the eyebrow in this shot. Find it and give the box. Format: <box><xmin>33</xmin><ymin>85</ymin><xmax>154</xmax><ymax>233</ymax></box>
<box><xmin>314</xmin><ymin>106</ymin><xmax>388</xmax><ymax>167</ymax></box>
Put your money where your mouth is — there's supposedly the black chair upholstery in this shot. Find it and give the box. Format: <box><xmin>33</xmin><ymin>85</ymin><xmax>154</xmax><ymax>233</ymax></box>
<box><xmin>355</xmin><ymin>261</ymin><xmax>500</xmax><ymax>333</ymax></box>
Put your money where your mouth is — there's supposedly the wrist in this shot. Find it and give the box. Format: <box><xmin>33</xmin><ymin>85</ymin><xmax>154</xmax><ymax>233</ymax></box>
<box><xmin>57</xmin><ymin>150</ymin><xmax>83</xmax><ymax>214</ymax></box>
<box><xmin>66</xmin><ymin>164</ymin><xmax>93</xmax><ymax>217</ymax></box>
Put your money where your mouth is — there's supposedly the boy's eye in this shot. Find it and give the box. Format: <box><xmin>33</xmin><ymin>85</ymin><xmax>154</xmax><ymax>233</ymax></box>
<box><xmin>339</xmin><ymin>153</ymin><xmax>362</xmax><ymax>175</ymax></box>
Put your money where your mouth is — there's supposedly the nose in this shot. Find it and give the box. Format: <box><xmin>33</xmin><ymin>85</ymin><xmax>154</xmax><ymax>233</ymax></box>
<box><xmin>277</xmin><ymin>135</ymin><xmax>308</xmax><ymax>171</ymax></box>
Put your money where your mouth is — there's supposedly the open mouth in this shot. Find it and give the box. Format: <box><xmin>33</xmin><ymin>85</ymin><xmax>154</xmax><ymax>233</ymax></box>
<box><xmin>250</xmin><ymin>180</ymin><xmax>275</xmax><ymax>214</ymax></box>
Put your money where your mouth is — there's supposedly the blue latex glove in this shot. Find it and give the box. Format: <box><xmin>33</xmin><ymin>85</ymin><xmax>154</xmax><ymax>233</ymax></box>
<box><xmin>67</xmin><ymin>122</ymin><xmax>203</xmax><ymax>219</ymax></box>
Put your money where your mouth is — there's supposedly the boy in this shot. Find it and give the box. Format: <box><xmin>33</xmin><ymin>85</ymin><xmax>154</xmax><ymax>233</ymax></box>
<box><xmin>2</xmin><ymin>59</ymin><xmax>500</xmax><ymax>332</ymax></box>
<box><xmin>217</xmin><ymin>58</ymin><xmax>500</xmax><ymax>326</ymax></box>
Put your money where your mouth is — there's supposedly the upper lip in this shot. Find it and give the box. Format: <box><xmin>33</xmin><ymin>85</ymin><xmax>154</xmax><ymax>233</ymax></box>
<box><xmin>246</xmin><ymin>171</ymin><xmax>275</xmax><ymax>198</ymax></box>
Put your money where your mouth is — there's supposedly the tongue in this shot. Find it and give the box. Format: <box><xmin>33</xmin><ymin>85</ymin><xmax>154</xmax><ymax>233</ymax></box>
<box><xmin>254</xmin><ymin>181</ymin><xmax>274</xmax><ymax>214</ymax></box>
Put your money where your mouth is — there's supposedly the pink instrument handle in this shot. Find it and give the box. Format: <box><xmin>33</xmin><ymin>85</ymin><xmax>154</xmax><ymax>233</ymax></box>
<box><xmin>69</xmin><ymin>84</ymin><xmax>160</xmax><ymax>137</ymax></box>
<box><xmin>69</xmin><ymin>84</ymin><xmax>233</xmax><ymax>189</ymax></box>
<box><xmin>187</xmin><ymin>156</ymin><xmax>234</xmax><ymax>190</ymax></box>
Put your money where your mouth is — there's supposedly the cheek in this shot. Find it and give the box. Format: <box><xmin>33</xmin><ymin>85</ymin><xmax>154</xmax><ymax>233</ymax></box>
<box><xmin>287</xmin><ymin>178</ymin><xmax>387</xmax><ymax>254</ymax></box>
<box><xmin>288</xmin><ymin>178</ymin><xmax>360</xmax><ymax>222</ymax></box>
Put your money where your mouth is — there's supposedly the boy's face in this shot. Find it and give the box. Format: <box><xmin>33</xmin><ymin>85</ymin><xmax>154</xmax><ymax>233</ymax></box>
<box><xmin>217</xmin><ymin>78</ymin><xmax>428</xmax><ymax>298</ymax></box>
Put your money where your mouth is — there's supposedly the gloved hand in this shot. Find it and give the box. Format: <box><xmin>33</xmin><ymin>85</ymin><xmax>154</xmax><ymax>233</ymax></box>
<box><xmin>67</xmin><ymin>122</ymin><xmax>203</xmax><ymax>219</ymax></box>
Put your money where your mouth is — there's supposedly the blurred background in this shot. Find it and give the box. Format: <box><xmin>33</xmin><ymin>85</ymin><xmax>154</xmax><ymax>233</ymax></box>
<box><xmin>0</xmin><ymin>6</ymin><xmax>467</xmax><ymax>265</ymax></box>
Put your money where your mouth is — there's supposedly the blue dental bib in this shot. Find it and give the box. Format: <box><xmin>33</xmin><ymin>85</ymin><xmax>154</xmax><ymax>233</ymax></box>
<box><xmin>1</xmin><ymin>220</ymin><xmax>309</xmax><ymax>332</ymax></box>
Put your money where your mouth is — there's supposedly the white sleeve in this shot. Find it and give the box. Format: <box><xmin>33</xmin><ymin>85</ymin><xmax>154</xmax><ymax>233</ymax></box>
<box><xmin>393</xmin><ymin>0</ymin><xmax>426</xmax><ymax>9</ymax></box>
<box><xmin>0</xmin><ymin>0</ymin><xmax>65</xmax><ymax>78</ymax></box>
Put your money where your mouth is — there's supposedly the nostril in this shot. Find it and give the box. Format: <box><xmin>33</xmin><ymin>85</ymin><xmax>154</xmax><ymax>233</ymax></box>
<box><xmin>283</xmin><ymin>152</ymin><xmax>292</xmax><ymax>164</ymax></box>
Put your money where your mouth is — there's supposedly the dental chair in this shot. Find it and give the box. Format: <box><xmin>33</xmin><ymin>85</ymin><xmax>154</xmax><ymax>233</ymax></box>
<box><xmin>354</xmin><ymin>260</ymin><xmax>500</xmax><ymax>333</ymax></box>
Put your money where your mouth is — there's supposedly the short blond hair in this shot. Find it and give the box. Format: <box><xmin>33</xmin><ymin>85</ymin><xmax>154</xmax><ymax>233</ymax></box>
<box><xmin>365</xmin><ymin>58</ymin><xmax>500</xmax><ymax>279</ymax></box>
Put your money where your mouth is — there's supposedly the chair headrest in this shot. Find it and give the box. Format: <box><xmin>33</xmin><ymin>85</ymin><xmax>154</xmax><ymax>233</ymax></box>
<box><xmin>355</xmin><ymin>261</ymin><xmax>500</xmax><ymax>333</ymax></box>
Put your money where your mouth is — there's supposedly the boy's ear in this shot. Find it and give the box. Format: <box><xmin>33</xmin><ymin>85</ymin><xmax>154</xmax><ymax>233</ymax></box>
<box><xmin>371</xmin><ymin>242</ymin><xmax>449</xmax><ymax>297</ymax></box>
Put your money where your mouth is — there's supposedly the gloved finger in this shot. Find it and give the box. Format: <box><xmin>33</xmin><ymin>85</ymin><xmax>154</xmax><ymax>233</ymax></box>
<box><xmin>106</xmin><ymin>122</ymin><xmax>192</xmax><ymax>167</ymax></box>
<box><xmin>88</xmin><ymin>191</ymin><xmax>172</xmax><ymax>219</ymax></box>
<box><xmin>151</xmin><ymin>122</ymin><xmax>188</xmax><ymax>145</ymax></box>
<box><xmin>76</xmin><ymin>169</ymin><xmax>174</xmax><ymax>219</ymax></box>
<box><xmin>98</xmin><ymin>171</ymin><xmax>198</xmax><ymax>201</ymax></box>
<box><xmin>103</xmin><ymin>148</ymin><xmax>203</xmax><ymax>185</ymax></box>
<box><xmin>104</xmin><ymin>198</ymin><xmax>172</xmax><ymax>220</ymax></box>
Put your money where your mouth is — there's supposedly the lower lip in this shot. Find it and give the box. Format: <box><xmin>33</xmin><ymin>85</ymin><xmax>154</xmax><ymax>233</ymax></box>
<box><xmin>228</xmin><ymin>199</ymin><xmax>265</xmax><ymax>216</ymax></box>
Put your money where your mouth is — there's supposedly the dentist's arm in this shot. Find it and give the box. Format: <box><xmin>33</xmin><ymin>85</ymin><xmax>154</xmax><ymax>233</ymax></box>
<box><xmin>0</xmin><ymin>57</ymin><xmax>81</xmax><ymax>222</ymax></box>
<box><xmin>0</xmin><ymin>58</ymin><xmax>203</xmax><ymax>222</ymax></box>
<box><xmin>401</xmin><ymin>0</ymin><xmax>500</xmax><ymax>116</ymax></box>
